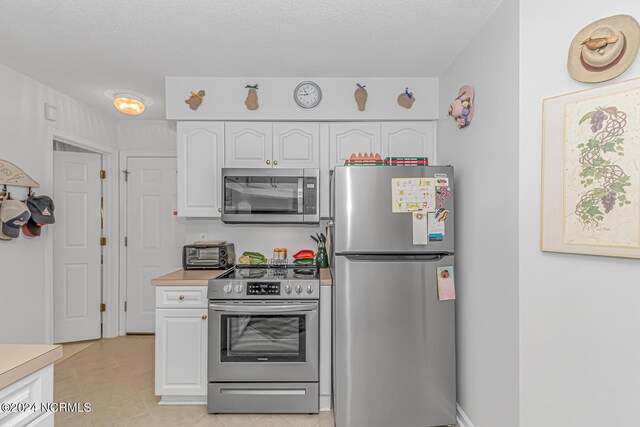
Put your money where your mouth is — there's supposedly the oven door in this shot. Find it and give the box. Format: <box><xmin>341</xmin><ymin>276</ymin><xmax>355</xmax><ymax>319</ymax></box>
<box><xmin>208</xmin><ymin>300</ymin><xmax>319</xmax><ymax>382</ymax></box>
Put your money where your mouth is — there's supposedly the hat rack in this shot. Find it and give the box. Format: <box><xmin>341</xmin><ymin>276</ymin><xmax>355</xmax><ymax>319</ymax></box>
<box><xmin>0</xmin><ymin>159</ymin><xmax>40</xmax><ymax>199</ymax></box>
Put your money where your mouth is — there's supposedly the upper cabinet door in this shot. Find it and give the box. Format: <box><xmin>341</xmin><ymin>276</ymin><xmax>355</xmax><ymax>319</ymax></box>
<box><xmin>177</xmin><ymin>121</ymin><xmax>224</xmax><ymax>217</ymax></box>
<box><xmin>225</xmin><ymin>122</ymin><xmax>273</xmax><ymax>168</ymax></box>
<box><xmin>381</xmin><ymin>122</ymin><xmax>436</xmax><ymax>162</ymax></box>
<box><xmin>273</xmin><ymin>123</ymin><xmax>320</xmax><ymax>169</ymax></box>
<box><xmin>329</xmin><ymin>123</ymin><xmax>381</xmax><ymax>169</ymax></box>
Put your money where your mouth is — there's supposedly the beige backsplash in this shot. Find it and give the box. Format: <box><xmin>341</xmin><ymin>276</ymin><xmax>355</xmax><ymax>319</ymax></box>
<box><xmin>185</xmin><ymin>218</ymin><xmax>328</xmax><ymax>259</ymax></box>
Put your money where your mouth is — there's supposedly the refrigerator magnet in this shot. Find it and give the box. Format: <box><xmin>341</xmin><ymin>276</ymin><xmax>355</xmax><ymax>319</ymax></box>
<box><xmin>412</xmin><ymin>212</ymin><xmax>429</xmax><ymax>245</ymax></box>
<box><xmin>437</xmin><ymin>266</ymin><xmax>456</xmax><ymax>301</ymax></box>
<box><xmin>428</xmin><ymin>212</ymin><xmax>444</xmax><ymax>241</ymax></box>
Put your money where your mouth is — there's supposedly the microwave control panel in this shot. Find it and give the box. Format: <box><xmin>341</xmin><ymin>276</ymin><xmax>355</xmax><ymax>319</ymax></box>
<box><xmin>247</xmin><ymin>282</ymin><xmax>280</xmax><ymax>295</ymax></box>
<box><xmin>303</xmin><ymin>177</ymin><xmax>317</xmax><ymax>215</ymax></box>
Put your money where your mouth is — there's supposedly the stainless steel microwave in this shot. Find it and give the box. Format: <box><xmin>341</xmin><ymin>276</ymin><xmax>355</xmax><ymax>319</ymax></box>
<box><xmin>221</xmin><ymin>168</ymin><xmax>319</xmax><ymax>224</ymax></box>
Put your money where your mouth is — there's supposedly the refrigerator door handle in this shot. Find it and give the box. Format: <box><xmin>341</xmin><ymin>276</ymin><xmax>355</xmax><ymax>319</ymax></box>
<box><xmin>342</xmin><ymin>254</ymin><xmax>449</xmax><ymax>262</ymax></box>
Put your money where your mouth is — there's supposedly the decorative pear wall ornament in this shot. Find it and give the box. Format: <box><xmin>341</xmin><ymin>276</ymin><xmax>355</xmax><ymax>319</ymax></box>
<box><xmin>185</xmin><ymin>90</ymin><xmax>205</xmax><ymax>110</ymax></box>
<box><xmin>354</xmin><ymin>83</ymin><xmax>368</xmax><ymax>111</ymax></box>
<box><xmin>397</xmin><ymin>87</ymin><xmax>416</xmax><ymax>109</ymax></box>
<box><xmin>244</xmin><ymin>84</ymin><xmax>259</xmax><ymax>110</ymax></box>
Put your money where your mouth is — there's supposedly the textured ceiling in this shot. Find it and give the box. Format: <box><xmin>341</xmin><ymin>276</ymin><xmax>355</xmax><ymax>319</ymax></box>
<box><xmin>0</xmin><ymin>0</ymin><xmax>503</xmax><ymax>119</ymax></box>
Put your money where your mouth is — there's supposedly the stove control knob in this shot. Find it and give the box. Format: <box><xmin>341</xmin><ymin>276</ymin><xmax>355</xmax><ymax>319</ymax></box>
<box><xmin>285</xmin><ymin>284</ymin><xmax>292</xmax><ymax>294</ymax></box>
<box><xmin>223</xmin><ymin>284</ymin><xmax>233</xmax><ymax>294</ymax></box>
<box><xmin>306</xmin><ymin>284</ymin><xmax>314</xmax><ymax>294</ymax></box>
<box><xmin>234</xmin><ymin>284</ymin><xmax>244</xmax><ymax>294</ymax></box>
<box><xmin>295</xmin><ymin>284</ymin><xmax>303</xmax><ymax>294</ymax></box>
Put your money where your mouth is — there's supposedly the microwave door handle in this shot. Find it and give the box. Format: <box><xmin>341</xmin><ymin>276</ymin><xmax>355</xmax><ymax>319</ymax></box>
<box><xmin>209</xmin><ymin>303</ymin><xmax>317</xmax><ymax>313</ymax></box>
<box><xmin>297</xmin><ymin>177</ymin><xmax>304</xmax><ymax>214</ymax></box>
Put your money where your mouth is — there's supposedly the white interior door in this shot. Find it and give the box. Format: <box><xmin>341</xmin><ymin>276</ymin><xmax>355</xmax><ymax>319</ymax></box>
<box><xmin>126</xmin><ymin>157</ymin><xmax>185</xmax><ymax>333</ymax></box>
<box><xmin>53</xmin><ymin>151</ymin><xmax>102</xmax><ymax>343</ymax></box>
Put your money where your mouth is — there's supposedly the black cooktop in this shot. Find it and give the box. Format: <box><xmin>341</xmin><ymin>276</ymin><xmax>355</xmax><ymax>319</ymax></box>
<box><xmin>221</xmin><ymin>265</ymin><xmax>319</xmax><ymax>280</ymax></box>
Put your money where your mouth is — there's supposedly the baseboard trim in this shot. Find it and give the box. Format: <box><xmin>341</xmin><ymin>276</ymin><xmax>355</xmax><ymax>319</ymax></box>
<box><xmin>158</xmin><ymin>395</ymin><xmax>207</xmax><ymax>405</ymax></box>
<box><xmin>456</xmin><ymin>404</ymin><xmax>475</xmax><ymax>427</ymax></box>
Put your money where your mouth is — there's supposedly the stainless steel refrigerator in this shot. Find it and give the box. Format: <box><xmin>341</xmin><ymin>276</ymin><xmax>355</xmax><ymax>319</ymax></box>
<box><xmin>331</xmin><ymin>166</ymin><xmax>456</xmax><ymax>427</ymax></box>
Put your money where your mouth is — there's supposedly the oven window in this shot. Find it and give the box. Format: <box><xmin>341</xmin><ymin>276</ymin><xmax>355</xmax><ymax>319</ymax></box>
<box><xmin>221</xmin><ymin>314</ymin><xmax>306</xmax><ymax>362</ymax></box>
<box><xmin>224</xmin><ymin>176</ymin><xmax>299</xmax><ymax>214</ymax></box>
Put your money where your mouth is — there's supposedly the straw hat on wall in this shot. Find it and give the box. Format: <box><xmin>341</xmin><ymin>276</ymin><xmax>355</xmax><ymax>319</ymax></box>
<box><xmin>568</xmin><ymin>14</ymin><xmax>640</xmax><ymax>83</ymax></box>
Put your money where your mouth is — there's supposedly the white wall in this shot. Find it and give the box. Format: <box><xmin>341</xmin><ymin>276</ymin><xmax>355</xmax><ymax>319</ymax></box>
<box><xmin>437</xmin><ymin>1</ymin><xmax>519</xmax><ymax>426</ymax></box>
<box><xmin>519</xmin><ymin>2</ymin><xmax>640</xmax><ymax>426</ymax></box>
<box><xmin>117</xmin><ymin>120</ymin><xmax>176</xmax><ymax>152</ymax></box>
<box><xmin>0</xmin><ymin>63</ymin><xmax>117</xmax><ymax>344</ymax></box>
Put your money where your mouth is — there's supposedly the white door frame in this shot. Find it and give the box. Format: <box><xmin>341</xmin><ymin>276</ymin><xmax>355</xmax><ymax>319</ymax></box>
<box><xmin>45</xmin><ymin>129</ymin><xmax>120</xmax><ymax>343</ymax></box>
<box><xmin>118</xmin><ymin>151</ymin><xmax>177</xmax><ymax>336</ymax></box>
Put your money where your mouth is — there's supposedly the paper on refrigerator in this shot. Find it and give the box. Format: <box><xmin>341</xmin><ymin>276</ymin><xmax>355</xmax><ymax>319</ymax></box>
<box><xmin>391</xmin><ymin>177</ymin><xmax>436</xmax><ymax>213</ymax></box>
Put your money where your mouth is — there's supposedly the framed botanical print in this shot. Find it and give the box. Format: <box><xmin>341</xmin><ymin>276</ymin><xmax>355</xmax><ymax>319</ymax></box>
<box><xmin>541</xmin><ymin>77</ymin><xmax>640</xmax><ymax>258</ymax></box>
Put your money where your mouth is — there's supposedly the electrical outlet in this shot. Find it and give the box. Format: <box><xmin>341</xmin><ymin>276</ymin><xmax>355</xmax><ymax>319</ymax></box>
<box><xmin>198</xmin><ymin>232</ymin><xmax>208</xmax><ymax>241</ymax></box>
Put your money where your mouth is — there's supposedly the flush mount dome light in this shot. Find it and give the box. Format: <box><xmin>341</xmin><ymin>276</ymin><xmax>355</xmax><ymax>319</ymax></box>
<box><xmin>104</xmin><ymin>89</ymin><xmax>152</xmax><ymax>116</ymax></box>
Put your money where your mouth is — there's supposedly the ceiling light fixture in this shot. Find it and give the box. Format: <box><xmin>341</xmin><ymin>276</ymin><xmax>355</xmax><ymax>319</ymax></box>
<box><xmin>104</xmin><ymin>89</ymin><xmax>152</xmax><ymax>116</ymax></box>
<box><xmin>113</xmin><ymin>94</ymin><xmax>145</xmax><ymax>115</ymax></box>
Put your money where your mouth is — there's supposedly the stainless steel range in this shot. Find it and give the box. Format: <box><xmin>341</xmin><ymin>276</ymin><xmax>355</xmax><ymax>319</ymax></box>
<box><xmin>207</xmin><ymin>265</ymin><xmax>320</xmax><ymax>414</ymax></box>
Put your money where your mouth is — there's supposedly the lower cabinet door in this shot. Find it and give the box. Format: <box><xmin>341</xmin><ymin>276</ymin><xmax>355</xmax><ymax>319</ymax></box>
<box><xmin>155</xmin><ymin>308</ymin><xmax>208</xmax><ymax>396</ymax></box>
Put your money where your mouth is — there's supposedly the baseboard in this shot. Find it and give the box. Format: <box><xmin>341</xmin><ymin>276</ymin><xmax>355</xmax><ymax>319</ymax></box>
<box><xmin>158</xmin><ymin>395</ymin><xmax>207</xmax><ymax>405</ymax></box>
<box><xmin>456</xmin><ymin>404</ymin><xmax>475</xmax><ymax>427</ymax></box>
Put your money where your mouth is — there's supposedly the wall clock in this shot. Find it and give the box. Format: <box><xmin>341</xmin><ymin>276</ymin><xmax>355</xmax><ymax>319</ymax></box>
<box><xmin>294</xmin><ymin>81</ymin><xmax>322</xmax><ymax>109</ymax></box>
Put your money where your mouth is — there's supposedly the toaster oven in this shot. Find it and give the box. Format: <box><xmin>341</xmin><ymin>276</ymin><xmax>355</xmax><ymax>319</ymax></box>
<box><xmin>183</xmin><ymin>243</ymin><xmax>236</xmax><ymax>270</ymax></box>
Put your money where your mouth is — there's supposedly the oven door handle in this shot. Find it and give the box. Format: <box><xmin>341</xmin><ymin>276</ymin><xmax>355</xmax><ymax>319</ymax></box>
<box><xmin>209</xmin><ymin>303</ymin><xmax>317</xmax><ymax>313</ymax></box>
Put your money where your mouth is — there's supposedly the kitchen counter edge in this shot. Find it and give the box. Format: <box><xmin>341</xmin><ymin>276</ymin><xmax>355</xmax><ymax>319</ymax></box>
<box><xmin>0</xmin><ymin>344</ymin><xmax>63</xmax><ymax>389</ymax></box>
<box><xmin>151</xmin><ymin>268</ymin><xmax>333</xmax><ymax>286</ymax></box>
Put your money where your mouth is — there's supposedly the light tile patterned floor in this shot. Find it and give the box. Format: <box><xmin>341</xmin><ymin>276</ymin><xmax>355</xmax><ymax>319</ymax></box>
<box><xmin>54</xmin><ymin>335</ymin><xmax>334</xmax><ymax>426</ymax></box>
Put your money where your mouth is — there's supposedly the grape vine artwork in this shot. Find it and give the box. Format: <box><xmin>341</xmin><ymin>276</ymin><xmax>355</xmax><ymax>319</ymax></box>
<box><xmin>541</xmin><ymin>78</ymin><xmax>640</xmax><ymax>258</ymax></box>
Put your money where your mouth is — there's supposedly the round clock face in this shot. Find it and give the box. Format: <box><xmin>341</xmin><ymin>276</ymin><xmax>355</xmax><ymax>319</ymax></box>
<box><xmin>294</xmin><ymin>81</ymin><xmax>322</xmax><ymax>109</ymax></box>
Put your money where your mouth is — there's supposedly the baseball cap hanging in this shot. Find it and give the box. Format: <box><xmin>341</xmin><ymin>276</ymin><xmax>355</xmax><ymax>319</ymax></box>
<box><xmin>22</xmin><ymin>218</ymin><xmax>43</xmax><ymax>237</ymax></box>
<box><xmin>568</xmin><ymin>15</ymin><xmax>640</xmax><ymax>83</ymax></box>
<box><xmin>0</xmin><ymin>199</ymin><xmax>31</xmax><ymax>240</ymax></box>
<box><xmin>26</xmin><ymin>194</ymin><xmax>55</xmax><ymax>225</ymax></box>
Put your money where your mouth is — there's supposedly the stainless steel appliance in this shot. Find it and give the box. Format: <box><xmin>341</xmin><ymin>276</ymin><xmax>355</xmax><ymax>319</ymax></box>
<box><xmin>207</xmin><ymin>265</ymin><xmax>320</xmax><ymax>414</ymax></box>
<box><xmin>182</xmin><ymin>243</ymin><xmax>236</xmax><ymax>270</ymax></box>
<box><xmin>221</xmin><ymin>168</ymin><xmax>319</xmax><ymax>224</ymax></box>
<box><xmin>331</xmin><ymin>166</ymin><xmax>456</xmax><ymax>427</ymax></box>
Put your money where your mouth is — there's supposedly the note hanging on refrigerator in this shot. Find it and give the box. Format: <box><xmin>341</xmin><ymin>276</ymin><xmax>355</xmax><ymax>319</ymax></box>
<box><xmin>436</xmin><ymin>266</ymin><xmax>456</xmax><ymax>301</ymax></box>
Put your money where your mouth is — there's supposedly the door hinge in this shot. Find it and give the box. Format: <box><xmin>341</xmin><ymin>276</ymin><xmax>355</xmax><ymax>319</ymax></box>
<box><xmin>122</xmin><ymin>170</ymin><xmax>130</xmax><ymax>182</ymax></box>
<box><xmin>100</xmin><ymin>169</ymin><xmax>106</xmax><ymax>179</ymax></box>
<box><xmin>100</xmin><ymin>237</ymin><xmax>107</xmax><ymax>246</ymax></box>
<box><xmin>124</xmin><ymin>236</ymin><xmax>128</xmax><ymax>247</ymax></box>
<box><xmin>100</xmin><ymin>303</ymin><xmax>106</xmax><ymax>312</ymax></box>
<box><xmin>124</xmin><ymin>301</ymin><xmax>127</xmax><ymax>312</ymax></box>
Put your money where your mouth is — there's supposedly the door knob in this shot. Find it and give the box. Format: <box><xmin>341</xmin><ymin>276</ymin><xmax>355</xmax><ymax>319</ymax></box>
<box><xmin>202</xmin><ymin>314</ymin><xmax>207</xmax><ymax>320</ymax></box>
<box><xmin>273</xmin><ymin>160</ymin><xmax>279</xmax><ymax>166</ymax></box>
<box><xmin>266</xmin><ymin>160</ymin><xmax>271</xmax><ymax>165</ymax></box>
<box><xmin>178</xmin><ymin>295</ymin><xmax>185</xmax><ymax>301</ymax></box>
<box><xmin>218</xmin><ymin>208</ymin><xmax>222</xmax><ymax>212</ymax></box>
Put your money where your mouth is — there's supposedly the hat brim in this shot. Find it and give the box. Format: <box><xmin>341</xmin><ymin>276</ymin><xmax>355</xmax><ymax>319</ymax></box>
<box><xmin>568</xmin><ymin>15</ymin><xmax>640</xmax><ymax>83</ymax></box>
<box><xmin>1</xmin><ymin>222</ymin><xmax>20</xmax><ymax>239</ymax></box>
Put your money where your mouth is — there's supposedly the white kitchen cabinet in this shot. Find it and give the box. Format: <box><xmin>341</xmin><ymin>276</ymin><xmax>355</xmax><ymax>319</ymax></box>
<box><xmin>273</xmin><ymin>122</ymin><xmax>320</xmax><ymax>169</ymax></box>
<box><xmin>0</xmin><ymin>365</ymin><xmax>54</xmax><ymax>427</ymax></box>
<box><xmin>381</xmin><ymin>121</ymin><xmax>436</xmax><ymax>161</ymax></box>
<box><xmin>319</xmin><ymin>286</ymin><xmax>332</xmax><ymax>411</ymax></box>
<box><xmin>224</xmin><ymin>122</ymin><xmax>273</xmax><ymax>168</ymax></box>
<box><xmin>177</xmin><ymin>121</ymin><xmax>224</xmax><ymax>217</ymax></box>
<box><xmin>329</xmin><ymin>122</ymin><xmax>381</xmax><ymax>169</ymax></box>
<box><xmin>155</xmin><ymin>286</ymin><xmax>208</xmax><ymax>404</ymax></box>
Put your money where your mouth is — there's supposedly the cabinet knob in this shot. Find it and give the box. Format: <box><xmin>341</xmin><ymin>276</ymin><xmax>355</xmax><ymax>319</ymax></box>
<box><xmin>202</xmin><ymin>314</ymin><xmax>208</xmax><ymax>320</ymax></box>
<box><xmin>178</xmin><ymin>295</ymin><xmax>185</xmax><ymax>301</ymax></box>
<box><xmin>273</xmin><ymin>160</ymin><xmax>278</xmax><ymax>166</ymax></box>
<box><xmin>266</xmin><ymin>160</ymin><xmax>271</xmax><ymax>165</ymax></box>
<box><xmin>218</xmin><ymin>208</ymin><xmax>222</xmax><ymax>212</ymax></box>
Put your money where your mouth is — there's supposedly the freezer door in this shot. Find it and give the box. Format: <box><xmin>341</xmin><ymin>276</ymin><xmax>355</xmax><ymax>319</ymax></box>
<box><xmin>332</xmin><ymin>166</ymin><xmax>454</xmax><ymax>254</ymax></box>
<box><xmin>333</xmin><ymin>254</ymin><xmax>456</xmax><ymax>427</ymax></box>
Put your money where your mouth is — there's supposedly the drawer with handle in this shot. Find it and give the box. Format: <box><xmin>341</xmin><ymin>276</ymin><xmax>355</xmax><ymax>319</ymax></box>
<box><xmin>155</xmin><ymin>287</ymin><xmax>208</xmax><ymax>308</ymax></box>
